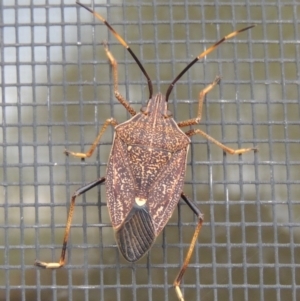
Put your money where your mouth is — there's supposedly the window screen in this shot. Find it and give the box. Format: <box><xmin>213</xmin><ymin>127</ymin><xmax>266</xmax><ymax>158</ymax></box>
<box><xmin>1</xmin><ymin>1</ymin><xmax>299</xmax><ymax>301</ymax></box>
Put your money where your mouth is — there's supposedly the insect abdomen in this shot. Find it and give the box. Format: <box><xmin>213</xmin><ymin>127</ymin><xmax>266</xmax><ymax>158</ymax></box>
<box><xmin>115</xmin><ymin>205</ymin><xmax>155</xmax><ymax>262</ymax></box>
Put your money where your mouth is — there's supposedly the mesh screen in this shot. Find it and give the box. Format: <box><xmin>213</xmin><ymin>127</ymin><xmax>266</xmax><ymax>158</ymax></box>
<box><xmin>1</xmin><ymin>1</ymin><xmax>299</xmax><ymax>301</ymax></box>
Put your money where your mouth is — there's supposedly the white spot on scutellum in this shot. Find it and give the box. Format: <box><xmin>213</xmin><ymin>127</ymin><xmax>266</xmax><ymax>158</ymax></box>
<box><xmin>135</xmin><ymin>197</ymin><xmax>146</xmax><ymax>206</ymax></box>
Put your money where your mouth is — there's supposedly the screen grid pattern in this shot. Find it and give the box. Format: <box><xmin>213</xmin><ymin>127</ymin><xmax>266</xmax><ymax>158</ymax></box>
<box><xmin>1</xmin><ymin>1</ymin><xmax>299</xmax><ymax>301</ymax></box>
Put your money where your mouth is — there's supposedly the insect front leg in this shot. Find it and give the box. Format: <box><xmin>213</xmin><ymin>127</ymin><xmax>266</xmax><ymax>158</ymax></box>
<box><xmin>35</xmin><ymin>177</ymin><xmax>106</xmax><ymax>268</ymax></box>
<box><xmin>174</xmin><ymin>192</ymin><xmax>204</xmax><ymax>301</ymax></box>
<box><xmin>64</xmin><ymin>118</ymin><xmax>118</xmax><ymax>159</ymax></box>
<box><xmin>177</xmin><ymin>76</ymin><xmax>256</xmax><ymax>155</ymax></box>
<box><xmin>103</xmin><ymin>42</ymin><xmax>136</xmax><ymax>116</ymax></box>
<box><xmin>177</xmin><ymin>75</ymin><xmax>221</xmax><ymax>128</ymax></box>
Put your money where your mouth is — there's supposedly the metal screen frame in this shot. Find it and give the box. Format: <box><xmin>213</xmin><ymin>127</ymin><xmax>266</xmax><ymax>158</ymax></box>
<box><xmin>1</xmin><ymin>1</ymin><xmax>299</xmax><ymax>301</ymax></box>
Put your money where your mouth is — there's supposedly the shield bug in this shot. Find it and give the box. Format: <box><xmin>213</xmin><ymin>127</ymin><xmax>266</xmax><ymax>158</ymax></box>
<box><xmin>35</xmin><ymin>2</ymin><xmax>256</xmax><ymax>300</ymax></box>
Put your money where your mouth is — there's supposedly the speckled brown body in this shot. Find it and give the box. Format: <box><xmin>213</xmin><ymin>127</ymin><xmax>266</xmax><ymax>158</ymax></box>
<box><xmin>34</xmin><ymin>6</ymin><xmax>255</xmax><ymax>300</ymax></box>
<box><xmin>106</xmin><ymin>93</ymin><xmax>190</xmax><ymax>261</ymax></box>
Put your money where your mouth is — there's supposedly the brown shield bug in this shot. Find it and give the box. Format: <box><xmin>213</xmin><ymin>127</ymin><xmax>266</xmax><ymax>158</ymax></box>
<box><xmin>35</xmin><ymin>2</ymin><xmax>256</xmax><ymax>300</ymax></box>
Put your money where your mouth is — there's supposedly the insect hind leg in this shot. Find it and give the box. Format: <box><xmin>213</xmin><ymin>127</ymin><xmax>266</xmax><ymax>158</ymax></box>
<box><xmin>173</xmin><ymin>192</ymin><xmax>204</xmax><ymax>301</ymax></box>
<box><xmin>34</xmin><ymin>177</ymin><xmax>106</xmax><ymax>269</ymax></box>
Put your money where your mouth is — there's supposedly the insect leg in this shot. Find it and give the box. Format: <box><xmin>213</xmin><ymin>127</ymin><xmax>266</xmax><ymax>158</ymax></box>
<box><xmin>64</xmin><ymin>118</ymin><xmax>118</xmax><ymax>159</ymax></box>
<box><xmin>77</xmin><ymin>2</ymin><xmax>153</xmax><ymax>99</ymax></box>
<box><xmin>177</xmin><ymin>76</ymin><xmax>221</xmax><ymax>127</ymax></box>
<box><xmin>174</xmin><ymin>192</ymin><xmax>203</xmax><ymax>301</ymax></box>
<box><xmin>186</xmin><ymin>128</ymin><xmax>257</xmax><ymax>155</ymax></box>
<box><xmin>35</xmin><ymin>177</ymin><xmax>106</xmax><ymax>269</ymax></box>
<box><xmin>103</xmin><ymin>42</ymin><xmax>136</xmax><ymax>116</ymax></box>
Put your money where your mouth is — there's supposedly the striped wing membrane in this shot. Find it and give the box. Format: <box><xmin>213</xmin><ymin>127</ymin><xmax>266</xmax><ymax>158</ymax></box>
<box><xmin>115</xmin><ymin>205</ymin><xmax>155</xmax><ymax>262</ymax></box>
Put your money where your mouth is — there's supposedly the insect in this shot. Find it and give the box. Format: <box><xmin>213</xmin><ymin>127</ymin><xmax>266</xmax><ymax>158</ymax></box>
<box><xmin>35</xmin><ymin>2</ymin><xmax>256</xmax><ymax>301</ymax></box>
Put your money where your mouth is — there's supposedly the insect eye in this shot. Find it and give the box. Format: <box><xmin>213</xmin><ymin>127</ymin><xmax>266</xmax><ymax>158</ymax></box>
<box><xmin>140</xmin><ymin>107</ymin><xmax>149</xmax><ymax>115</ymax></box>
